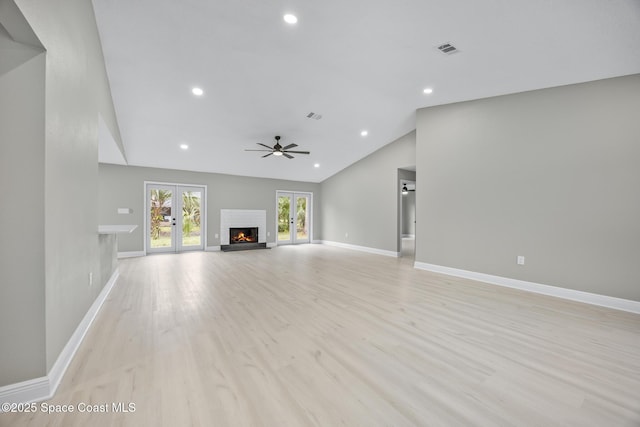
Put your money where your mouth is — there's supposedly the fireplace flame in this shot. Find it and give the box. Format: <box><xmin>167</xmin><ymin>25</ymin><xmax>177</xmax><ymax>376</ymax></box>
<box><xmin>232</xmin><ymin>232</ymin><xmax>255</xmax><ymax>242</ymax></box>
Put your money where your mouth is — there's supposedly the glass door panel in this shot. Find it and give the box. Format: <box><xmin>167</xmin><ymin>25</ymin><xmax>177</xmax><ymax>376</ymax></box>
<box><xmin>148</xmin><ymin>185</ymin><xmax>175</xmax><ymax>252</ymax></box>
<box><xmin>179</xmin><ymin>187</ymin><xmax>202</xmax><ymax>250</ymax></box>
<box><xmin>294</xmin><ymin>195</ymin><xmax>310</xmax><ymax>243</ymax></box>
<box><xmin>278</xmin><ymin>195</ymin><xmax>292</xmax><ymax>244</ymax></box>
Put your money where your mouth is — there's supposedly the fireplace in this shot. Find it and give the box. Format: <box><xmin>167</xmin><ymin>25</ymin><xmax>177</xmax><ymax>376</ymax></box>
<box><xmin>221</xmin><ymin>226</ymin><xmax>267</xmax><ymax>251</ymax></box>
<box><xmin>220</xmin><ymin>209</ymin><xmax>268</xmax><ymax>252</ymax></box>
<box><xmin>230</xmin><ymin>227</ymin><xmax>258</xmax><ymax>244</ymax></box>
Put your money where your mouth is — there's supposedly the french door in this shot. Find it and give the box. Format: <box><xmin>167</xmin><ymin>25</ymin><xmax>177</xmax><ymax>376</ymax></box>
<box><xmin>277</xmin><ymin>191</ymin><xmax>311</xmax><ymax>245</ymax></box>
<box><xmin>146</xmin><ymin>183</ymin><xmax>205</xmax><ymax>253</ymax></box>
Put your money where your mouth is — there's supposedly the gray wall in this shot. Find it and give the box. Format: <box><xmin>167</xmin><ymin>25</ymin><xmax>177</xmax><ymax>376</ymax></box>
<box><xmin>416</xmin><ymin>74</ymin><xmax>640</xmax><ymax>301</ymax></box>
<box><xmin>0</xmin><ymin>47</ymin><xmax>46</xmax><ymax>384</ymax></box>
<box><xmin>320</xmin><ymin>131</ymin><xmax>416</xmax><ymax>253</ymax></box>
<box><xmin>98</xmin><ymin>164</ymin><xmax>322</xmax><ymax>251</ymax></box>
<box><xmin>99</xmin><ymin>234</ymin><xmax>117</xmax><ymax>289</ymax></box>
<box><xmin>0</xmin><ymin>0</ymin><xmax>121</xmax><ymax>387</ymax></box>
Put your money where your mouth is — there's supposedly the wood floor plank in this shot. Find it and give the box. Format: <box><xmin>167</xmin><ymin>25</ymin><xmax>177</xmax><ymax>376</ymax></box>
<box><xmin>2</xmin><ymin>244</ymin><xmax>639</xmax><ymax>426</ymax></box>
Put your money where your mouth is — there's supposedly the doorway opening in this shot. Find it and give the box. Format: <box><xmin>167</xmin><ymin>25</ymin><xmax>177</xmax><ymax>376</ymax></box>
<box><xmin>277</xmin><ymin>191</ymin><xmax>312</xmax><ymax>245</ymax></box>
<box><xmin>145</xmin><ymin>183</ymin><xmax>206</xmax><ymax>253</ymax></box>
<box><xmin>398</xmin><ymin>168</ymin><xmax>416</xmax><ymax>261</ymax></box>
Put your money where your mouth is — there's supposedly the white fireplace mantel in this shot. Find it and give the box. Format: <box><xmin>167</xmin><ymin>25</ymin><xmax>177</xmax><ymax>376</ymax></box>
<box><xmin>220</xmin><ymin>209</ymin><xmax>267</xmax><ymax>245</ymax></box>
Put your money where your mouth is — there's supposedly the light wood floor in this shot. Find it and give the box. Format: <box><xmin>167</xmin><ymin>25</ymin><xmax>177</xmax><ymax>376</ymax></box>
<box><xmin>2</xmin><ymin>245</ymin><xmax>640</xmax><ymax>426</ymax></box>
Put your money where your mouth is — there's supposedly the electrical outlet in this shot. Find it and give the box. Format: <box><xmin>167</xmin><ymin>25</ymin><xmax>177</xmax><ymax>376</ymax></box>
<box><xmin>345</xmin><ymin>232</ymin><xmax>349</xmax><ymax>238</ymax></box>
<box><xmin>267</xmin><ymin>231</ymin><xmax>270</xmax><ymax>237</ymax></box>
<box><xmin>89</xmin><ymin>272</ymin><xmax>93</xmax><ymax>286</ymax></box>
<box><xmin>214</xmin><ymin>233</ymin><xmax>219</xmax><ymax>239</ymax></box>
<box><xmin>517</xmin><ymin>256</ymin><xmax>525</xmax><ymax>265</ymax></box>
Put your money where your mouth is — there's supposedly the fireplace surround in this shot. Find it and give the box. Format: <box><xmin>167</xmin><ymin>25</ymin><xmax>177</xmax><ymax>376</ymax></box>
<box><xmin>220</xmin><ymin>209</ymin><xmax>268</xmax><ymax>251</ymax></box>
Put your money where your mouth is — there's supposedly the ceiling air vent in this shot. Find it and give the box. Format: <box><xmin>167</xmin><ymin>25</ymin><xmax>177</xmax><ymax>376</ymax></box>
<box><xmin>306</xmin><ymin>112</ymin><xmax>322</xmax><ymax>120</ymax></box>
<box><xmin>437</xmin><ymin>43</ymin><xmax>458</xmax><ymax>55</ymax></box>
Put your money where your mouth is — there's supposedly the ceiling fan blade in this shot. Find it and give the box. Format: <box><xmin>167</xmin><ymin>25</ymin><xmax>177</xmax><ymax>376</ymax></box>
<box><xmin>245</xmin><ymin>149</ymin><xmax>272</xmax><ymax>152</ymax></box>
<box><xmin>282</xmin><ymin>143</ymin><xmax>298</xmax><ymax>150</ymax></box>
<box><xmin>284</xmin><ymin>150</ymin><xmax>310</xmax><ymax>155</ymax></box>
<box><xmin>257</xmin><ymin>143</ymin><xmax>273</xmax><ymax>149</ymax></box>
<box><xmin>283</xmin><ymin>153</ymin><xmax>294</xmax><ymax>159</ymax></box>
<box><xmin>262</xmin><ymin>152</ymin><xmax>273</xmax><ymax>158</ymax></box>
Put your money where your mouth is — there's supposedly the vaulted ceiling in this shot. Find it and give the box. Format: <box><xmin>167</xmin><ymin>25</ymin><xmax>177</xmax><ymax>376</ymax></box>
<box><xmin>93</xmin><ymin>0</ymin><xmax>640</xmax><ymax>182</ymax></box>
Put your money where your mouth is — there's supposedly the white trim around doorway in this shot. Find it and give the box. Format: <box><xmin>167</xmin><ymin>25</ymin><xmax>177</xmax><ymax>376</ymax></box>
<box><xmin>275</xmin><ymin>190</ymin><xmax>313</xmax><ymax>246</ymax></box>
<box><xmin>143</xmin><ymin>181</ymin><xmax>207</xmax><ymax>254</ymax></box>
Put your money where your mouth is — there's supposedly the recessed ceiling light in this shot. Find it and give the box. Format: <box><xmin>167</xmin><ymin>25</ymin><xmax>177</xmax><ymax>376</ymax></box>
<box><xmin>180</xmin><ymin>143</ymin><xmax>189</xmax><ymax>150</ymax></box>
<box><xmin>314</xmin><ymin>163</ymin><xmax>320</xmax><ymax>168</ymax></box>
<box><xmin>423</xmin><ymin>88</ymin><xmax>433</xmax><ymax>94</ymax></box>
<box><xmin>283</xmin><ymin>14</ymin><xmax>297</xmax><ymax>24</ymax></box>
<box><xmin>192</xmin><ymin>87</ymin><xmax>204</xmax><ymax>96</ymax></box>
<box><xmin>360</xmin><ymin>130</ymin><xmax>368</xmax><ymax>137</ymax></box>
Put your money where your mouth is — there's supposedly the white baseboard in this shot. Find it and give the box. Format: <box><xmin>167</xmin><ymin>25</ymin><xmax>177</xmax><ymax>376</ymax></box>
<box><xmin>267</xmin><ymin>242</ymin><xmax>277</xmax><ymax>248</ymax></box>
<box><xmin>117</xmin><ymin>251</ymin><xmax>144</xmax><ymax>259</ymax></box>
<box><xmin>48</xmin><ymin>269</ymin><xmax>120</xmax><ymax>395</ymax></box>
<box><xmin>0</xmin><ymin>269</ymin><xmax>120</xmax><ymax>407</ymax></box>
<box><xmin>414</xmin><ymin>262</ymin><xmax>640</xmax><ymax>314</ymax></box>
<box><xmin>312</xmin><ymin>240</ymin><xmax>322</xmax><ymax>244</ymax></box>
<box><xmin>320</xmin><ymin>240</ymin><xmax>399</xmax><ymax>258</ymax></box>
<box><xmin>401</xmin><ymin>234</ymin><xmax>415</xmax><ymax>239</ymax></box>
<box><xmin>0</xmin><ymin>377</ymin><xmax>49</xmax><ymax>410</ymax></box>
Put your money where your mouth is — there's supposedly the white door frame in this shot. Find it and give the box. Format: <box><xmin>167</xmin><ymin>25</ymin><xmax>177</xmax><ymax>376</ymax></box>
<box><xmin>276</xmin><ymin>191</ymin><xmax>313</xmax><ymax>245</ymax></box>
<box><xmin>144</xmin><ymin>181</ymin><xmax>207</xmax><ymax>254</ymax></box>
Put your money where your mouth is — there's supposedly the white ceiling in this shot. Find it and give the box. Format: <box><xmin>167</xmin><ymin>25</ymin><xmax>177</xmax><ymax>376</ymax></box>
<box><xmin>93</xmin><ymin>0</ymin><xmax>640</xmax><ymax>183</ymax></box>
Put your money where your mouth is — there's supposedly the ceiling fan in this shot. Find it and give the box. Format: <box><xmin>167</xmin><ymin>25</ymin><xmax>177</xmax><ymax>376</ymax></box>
<box><xmin>402</xmin><ymin>183</ymin><xmax>416</xmax><ymax>195</ymax></box>
<box><xmin>245</xmin><ymin>135</ymin><xmax>310</xmax><ymax>159</ymax></box>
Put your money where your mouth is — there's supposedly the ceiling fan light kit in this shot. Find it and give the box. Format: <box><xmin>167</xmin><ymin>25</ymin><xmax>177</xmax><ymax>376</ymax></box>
<box><xmin>245</xmin><ymin>135</ymin><xmax>310</xmax><ymax>159</ymax></box>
